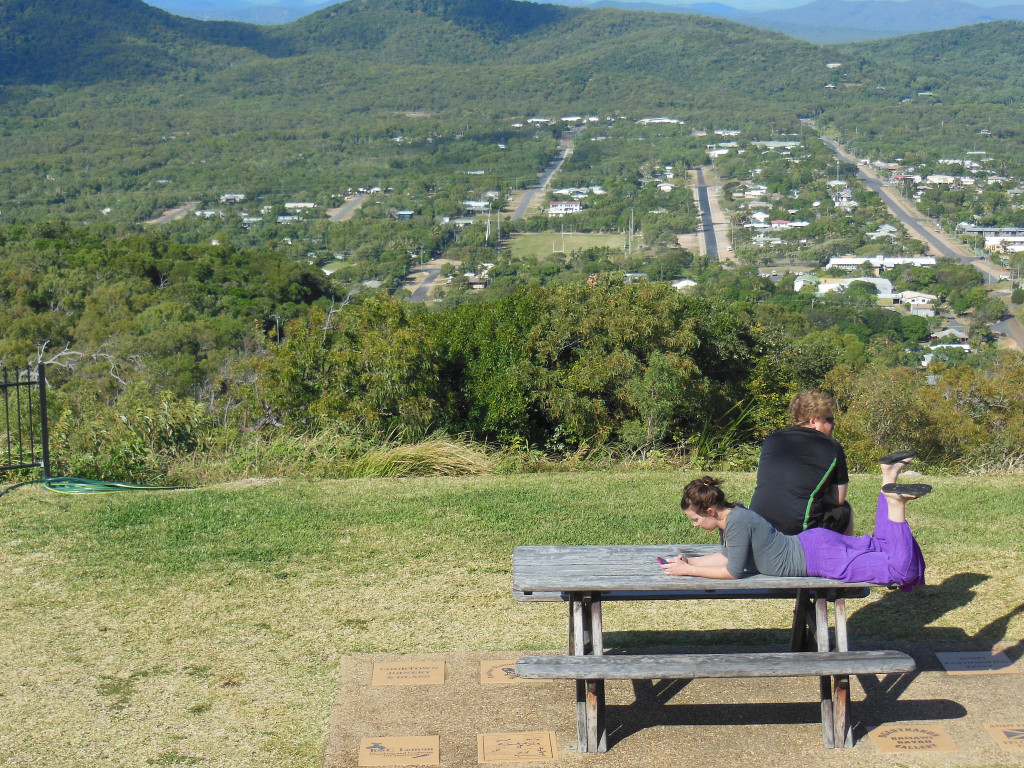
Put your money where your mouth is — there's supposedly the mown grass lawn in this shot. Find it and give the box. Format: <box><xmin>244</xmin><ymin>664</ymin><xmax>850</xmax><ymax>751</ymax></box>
<box><xmin>506</xmin><ymin>231</ymin><xmax>627</xmax><ymax>260</ymax></box>
<box><xmin>2</xmin><ymin>471</ymin><xmax>1021</xmax><ymax>766</ymax></box>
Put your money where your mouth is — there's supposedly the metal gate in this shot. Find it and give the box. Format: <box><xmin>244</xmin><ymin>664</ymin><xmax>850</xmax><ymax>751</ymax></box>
<box><xmin>1</xmin><ymin>364</ymin><xmax>50</xmax><ymax>478</ymax></box>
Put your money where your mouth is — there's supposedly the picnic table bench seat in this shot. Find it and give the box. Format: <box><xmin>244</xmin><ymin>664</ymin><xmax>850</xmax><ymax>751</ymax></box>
<box><xmin>516</xmin><ymin>649</ymin><xmax>915</xmax><ymax>680</ymax></box>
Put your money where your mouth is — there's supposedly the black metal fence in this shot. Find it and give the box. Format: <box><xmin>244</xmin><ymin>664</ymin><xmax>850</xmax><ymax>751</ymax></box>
<box><xmin>1</xmin><ymin>364</ymin><xmax>50</xmax><ymax>478</ymax></box>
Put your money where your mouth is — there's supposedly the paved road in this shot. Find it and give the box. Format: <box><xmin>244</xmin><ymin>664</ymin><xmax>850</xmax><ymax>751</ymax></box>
<box><xmin>143</xmin><ymin>201</ymin><xmax>198</xmax><ymax>225</ymax></box>
<box><xmin>408</xmin><ymin>265</ymin><xmax>441</xmax><ymax>303</ymax></box>
<box><xmin>512</xmin><ymin>128</ymin><xmax>582</xmax><ymax>221</ymax></box>
<box><xmin>821</xmin><ymin>137</ymin><xmax>1024</xmax><ymax>350</ymax></box>
<box><xmin>822</xmin><ymin>138</ymin><xmax>993</xmax><ymax>268</ymax></box>
<box><xmin>693</xmin><ymin>168</ymin><xmax>720</xmax><ymax>259</ymax></box>
<box><xmin>327</xmin><ymin>194</ymin><xmax>368</xmax><ymax>222</ymax></box>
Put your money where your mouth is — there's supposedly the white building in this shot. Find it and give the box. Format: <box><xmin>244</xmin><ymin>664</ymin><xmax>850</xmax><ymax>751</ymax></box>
<box><xmin>548</xmin><ymin>200</ymin><xmax>582</xmax><ymax>217</ymax></box>
<box><xmin>826</xmin><ymin>255</ymin><xmax>936</xmax><ymax>272</ymax></box>
<box><xmin>932</xmin><ymin>327</ymin><xmax>969</xmax><ymax>342</ymax></box>
<box><xmin>794</xmin><ymin>274</ymin><xmax>820</xmax><ymax>292</ymax></box>
<box><xmin>867</xmin><ymin>224</ymin><xmax>899</xmax><ymax>240</ymax></box>
<box><xmin>817</xmin><ymin>277</ymin><xmax>900</xmax><ymax>304</ymax></box>
<box><xmin>984</xmin><ymin>236</ymin><xmax>1024</xmax><ymax>253</ymax></box>
<box><xmin>900</xmin><ymin>290</ymin><xmax>937</xmax><ymax>305</ymax></box>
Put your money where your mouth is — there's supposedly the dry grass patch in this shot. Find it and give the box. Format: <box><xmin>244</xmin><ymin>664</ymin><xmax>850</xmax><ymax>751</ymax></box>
<box><xmin>1</xmin><ymin>471</ymin><xmax>1021</xmax><ymax>766</ymax></box>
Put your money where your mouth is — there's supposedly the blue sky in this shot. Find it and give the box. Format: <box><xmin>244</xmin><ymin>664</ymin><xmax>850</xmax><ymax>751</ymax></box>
<box><xmin>696</xmin><ymin>0</ymin><xmax>1009</xmax><ymax>8</ymax></box>
<box><xmin>151</xmin><ymin>0</ymin><xmax>1017</xmax><ymax>15</ymax></box>
<box><xmin>198</xmin><ymin>0</ymin><xmax>1017</xmax><ymax>6</ymax></box>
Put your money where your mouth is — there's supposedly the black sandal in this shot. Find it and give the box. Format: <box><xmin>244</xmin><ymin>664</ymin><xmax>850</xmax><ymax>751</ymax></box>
<box><xmin>880</xmin><ymin>450</ymin><xmax>918</xmax><ymax>465</ymax></box>
<box><xmin>882</xmin><ymin>482</ymin><xmax>931</xmax><ymax>498</ymax></box>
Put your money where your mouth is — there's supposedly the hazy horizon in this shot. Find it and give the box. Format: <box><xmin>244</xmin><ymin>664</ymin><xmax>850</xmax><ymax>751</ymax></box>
<box><xmin>650</xmin><ymin>0</ymin><xmax>1013</xmax><ymax>8</ymax></box>
<box><xmin>144</xmin><ymin>0</ymin><xmax>1020</xmax><ymax>9</ymax></box>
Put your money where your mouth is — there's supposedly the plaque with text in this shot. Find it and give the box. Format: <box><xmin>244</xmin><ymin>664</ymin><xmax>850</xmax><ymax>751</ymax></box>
<box><xmin>868</xmin><ymin>724</ymin><xmax>957</xmax><ymax>752</ymax></box>
<box><xmin>371</xmin><ymin>661</ymin><xmax>445</xmax><ymax>686</ymax></box>
<box><xmin>480</xmin><ymin>659</ymin><xmax>550</xmax><ymax>684</ymax></box>
<box><xmin>935</xmin><ymin>650</ymin><xmax>1019</xmax><ymax>675</ymax></box>
<box><xmin>358</xmin><ymin>736</ymin><xmax>440</xmax><ymax>766</ymax></box>
<box><xmin>985</xmin><ymin>722</ymin><xmax>1024</xmax><ymax>751</ymax></box>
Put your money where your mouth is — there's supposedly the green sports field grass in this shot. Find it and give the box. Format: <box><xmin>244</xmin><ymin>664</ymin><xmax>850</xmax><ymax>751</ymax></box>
<box><xmin>506</xmin><ymin>231</ymin><xmax>629</xmax><ymax>260</ymax></box>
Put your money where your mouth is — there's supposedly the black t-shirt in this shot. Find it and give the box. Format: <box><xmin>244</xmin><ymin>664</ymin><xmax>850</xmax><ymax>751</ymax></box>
<box><xmin>748</xmin><ymin>426</ymin><xmax>849</xmax><ymax>535</ymax></box>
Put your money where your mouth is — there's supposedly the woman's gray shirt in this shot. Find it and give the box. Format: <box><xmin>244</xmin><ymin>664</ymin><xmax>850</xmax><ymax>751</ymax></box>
<box><xmin>723</xmin><ymin>505</ymin><xmax>808</xmax><ymax>579</ymax></box>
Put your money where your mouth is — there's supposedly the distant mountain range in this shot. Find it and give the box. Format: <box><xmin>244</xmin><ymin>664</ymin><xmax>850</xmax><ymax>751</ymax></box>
<box><xmin>601</xmin><ymin>0</ymin><xmax>1024</xmax><ymax>42</ymax></box>
<box><xmin>143</xmin><ymin>0</ymin><xmax>334</xmax><ymax>24</ymax></box>
<box><xmin>4</xmin><ymin>0</ymin><xmax>1024</xmax><ymax>226</ymax></box>
<box><xmin>143</xmin><ymin>0</ymin><xmax>1024</xmax><ymax>40</ymax></box>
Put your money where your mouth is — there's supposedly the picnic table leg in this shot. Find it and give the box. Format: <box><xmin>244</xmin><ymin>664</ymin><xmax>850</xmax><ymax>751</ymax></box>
<box><xmin>588</xmin><ymin>597</ymin><xmax>606</xmax><ymax>753</ymax></box>
<box><xmin>790</xmin><ymin>588</ymin><xmax>811</xmax><ymax>651</ymax></box>
<box><xmin>567</xmin><ymin>594</ymin><xmax>574</xmax><ymax>655</ymax></box>
<box><xmin>814</xmin><ymin>594</ymin><xmax>836</xmax><ymax>748</ymax></box>
<box><xmin>569</xmin><ymin>593</ymin><xmax>607</xmax><ymax>753</ymax></box>
<box><xmin>571</xmin><ymin>594</ymin><xmax>589</xmax><ymax>752</ymax></box>
<box><xmin>832</xmin><ymin>597</ymin><xmax>853</xmax><ymax>748</ymax></box>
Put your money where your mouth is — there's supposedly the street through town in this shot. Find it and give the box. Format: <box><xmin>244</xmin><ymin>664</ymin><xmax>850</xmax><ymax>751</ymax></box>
<box><xmin>511</xmin><ymin>128</ymin><xmax>581</xmax><ymax>220</ymax></box>
<box><xmin>821</xmin><ymin>137</ymin><xmax>1024</xmax><ymax>351</ymax></box>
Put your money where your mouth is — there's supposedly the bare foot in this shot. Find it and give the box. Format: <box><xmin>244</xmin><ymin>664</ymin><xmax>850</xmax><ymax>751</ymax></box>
<box><xmin>881</xmin><ymin>450</ymin><xmax>917</xmax><ymax>486</ymax></box>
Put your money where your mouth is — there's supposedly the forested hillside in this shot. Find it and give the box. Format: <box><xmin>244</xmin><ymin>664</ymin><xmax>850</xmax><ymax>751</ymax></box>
<box><xmin>3</xmin><ymin>0</ymin><xmax>1024</xmax><ymax>226</ymax></box>
<box><xmin>3</xmin><ymin>0</ymin><xmax>1024</xmax><ymax>481</ymax></box>
<box><xmin>0</xmin><ymin>0</ymin><xmax>287</xmax><ymax>85</ymax></box>
<box><xmin>825</xmin><ymin>22</ymin><xmax>1024</xmax><ymax>158</ymax></box>
<box><xmin>4</xmin><ymin>219</ymin><xmax>1022</xmax><ymax>483</ymax></box>
<box><xmin>0</xmin><ymin>0</ymin><xmax>838</xmax><ymax>227</ymax></box>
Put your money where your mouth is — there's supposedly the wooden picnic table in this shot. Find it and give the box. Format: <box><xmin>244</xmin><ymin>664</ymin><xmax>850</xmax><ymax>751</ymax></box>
<box><xmin>513</xmin><ymin>544</ymin><xmax>914</xmax><ymax>752</ymax></box>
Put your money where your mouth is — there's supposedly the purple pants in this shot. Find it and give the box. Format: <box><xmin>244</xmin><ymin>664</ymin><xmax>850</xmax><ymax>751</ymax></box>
<box><xmin>797</xmin><ymin>493</ymin><xmax>925</xmax><ymax>591</ymax></box>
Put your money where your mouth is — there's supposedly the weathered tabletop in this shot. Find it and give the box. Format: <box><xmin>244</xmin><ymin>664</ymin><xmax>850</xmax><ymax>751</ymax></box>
<box><xmin>513</xmin><ymin>544</ymin><xmax>875</xmax><ymax>594</ymax></box>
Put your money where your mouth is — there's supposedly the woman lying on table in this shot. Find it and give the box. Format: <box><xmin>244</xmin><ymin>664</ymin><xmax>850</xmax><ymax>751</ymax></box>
<box><xmin>659</xmin><ymin>454</ymin><xmax>927</xmax><ymax>591</ymax></box>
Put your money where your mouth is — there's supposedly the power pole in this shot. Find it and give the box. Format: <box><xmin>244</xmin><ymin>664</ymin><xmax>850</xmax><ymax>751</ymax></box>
<box><xmin>628</xmin><ymin>208</ymin><xmax>634</xmax><ymax>254</ymax></box>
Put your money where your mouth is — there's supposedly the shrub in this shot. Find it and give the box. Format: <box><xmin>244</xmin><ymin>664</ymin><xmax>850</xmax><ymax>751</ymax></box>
<box><xmin>50</xmin><ymin>385</ymin><xmax>211</xmax><ymax>482</ymax></box>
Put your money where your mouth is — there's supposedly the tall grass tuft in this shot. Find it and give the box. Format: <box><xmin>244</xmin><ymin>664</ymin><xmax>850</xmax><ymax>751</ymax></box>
<box><xmin>687</xmin><ymin>400</ymin><xmax>758</xmax><ymax>470</ymax></box>
<box><xmin>348</xmin><ymin>436</ymin><xmax>493</xmax><ymax>477</ymax></box>
<box><xmin>164</xmin><ymin>429</ymin><xmax>493</xmax><ymax>483</ymax></box>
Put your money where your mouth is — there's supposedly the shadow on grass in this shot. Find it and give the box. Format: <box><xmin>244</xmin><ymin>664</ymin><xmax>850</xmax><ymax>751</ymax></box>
<box><xmin>849</xmin><ymin>572</ymin><xmax>1024</xmax><ymax>660</ymax></box>
<box><xmin>598</xmin><ymin>572</ymin><xmax>1022</xmax><ymax>749</ymax></box>
<box><xmin>606</xmin><ymin>572</ymin><xmax>1023</xmax><ymax>659</ymax></box>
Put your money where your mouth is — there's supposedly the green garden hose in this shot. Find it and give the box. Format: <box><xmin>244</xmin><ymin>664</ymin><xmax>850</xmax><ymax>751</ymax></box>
<box><xmin>0</xmin><ymin>476</ymin><xmax>190</xmax><ymax>499</ymax></box>
<box><xmin>42</xmin><ymin>476</ymin><xmax>190</xmax><ymax>493</ymax></box>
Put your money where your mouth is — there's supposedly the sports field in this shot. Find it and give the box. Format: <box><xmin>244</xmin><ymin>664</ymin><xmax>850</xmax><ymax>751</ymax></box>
<box><xmin>507</xmin><ymin>231</ymin><xmax>629</xmax><ymax>260</ymax></box>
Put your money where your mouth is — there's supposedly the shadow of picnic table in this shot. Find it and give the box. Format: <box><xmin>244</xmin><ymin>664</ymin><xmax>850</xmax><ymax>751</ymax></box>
<box><xmin>848</xmin><ymin>571</ymin><xmax>1024</xmax><ymax>664</ymax></box>
<box><xmin>598</xmin><ymin>572</ymin><xmax>1021</xmax><ymax>749</ymax></box>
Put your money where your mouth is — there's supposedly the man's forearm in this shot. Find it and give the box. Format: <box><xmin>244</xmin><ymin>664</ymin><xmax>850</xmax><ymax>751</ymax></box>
<box><xmin>823</xmin><ymin>483</ymin><xmax>848</xmax><ymax>505</ymax></box>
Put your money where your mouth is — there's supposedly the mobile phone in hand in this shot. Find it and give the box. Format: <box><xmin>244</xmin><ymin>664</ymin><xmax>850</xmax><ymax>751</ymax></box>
<box><xmin>657</xmin><ymin>557</ymin><xmax>668</xmax><ymax>564</ymax></box>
